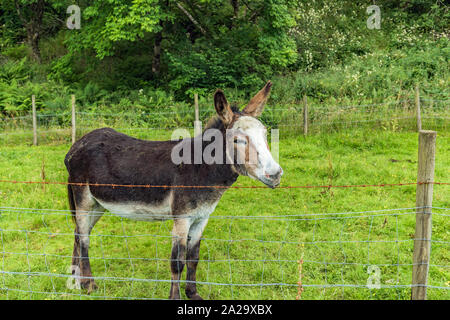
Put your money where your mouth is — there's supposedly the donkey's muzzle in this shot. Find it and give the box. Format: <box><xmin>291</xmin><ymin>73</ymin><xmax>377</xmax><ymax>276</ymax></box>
<box><xmin>263</xmin><ymin>167</ymin><xmax>283</xmax><ymax>188</ymax></box>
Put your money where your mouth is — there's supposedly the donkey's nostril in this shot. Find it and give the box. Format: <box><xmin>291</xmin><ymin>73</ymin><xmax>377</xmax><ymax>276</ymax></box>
<box><xmin>265</xmin><ymin>170</ymin><xmax>282</xmax><ymax>180</ymax></box>
<box><xmin>264</xmin><ymin>165</ymin><xmax>283</xmax><ymax>180</ymax></box>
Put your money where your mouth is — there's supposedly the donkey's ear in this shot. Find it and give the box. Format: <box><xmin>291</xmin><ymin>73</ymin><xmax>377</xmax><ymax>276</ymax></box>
<box><xmin>214</xmin><ymin>89</ymin><xmax>234</xmax><ymax>125</ymax></box>
<box><xmin>242</xmin><ymin>81</ymin><xmax>272</xmax><ymax>117</ymax></box>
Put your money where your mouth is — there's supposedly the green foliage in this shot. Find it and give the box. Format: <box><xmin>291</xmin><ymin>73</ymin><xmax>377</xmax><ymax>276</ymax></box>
<box><xmin>56</xmin><ymin>0</ymin><xmax>298</xmax><ymax>96</ymax></box>
<box><xmin>1</xmin><ymin>45</ymin><xmax>30</xmax><ymax>60</ymax></box>
<box><xmin>271</xmin><ymin>37</ymin><xmax>449</xmax><ymax>104</ymax></box>
<box><xmin>292</xmin><ymin>1</ymin><xmax>367</xmax><ymax>71</ymax></box>
<box><xmin>75</xmin><ymin>82</ymin><xmax>108</xmax><ymax>106</ymax></box>
<box><xmin>0</xmin><ymin>80</ymin><xmax>38</xmax><ymax>114</ymax></box>
<box><xmin>0</xmin><ymin>0</ymin><xmax>448</xmax><ymax>112</ymax></box>
<box><xmin>66</xmin><ymin>0</ymin><xmax>169</xmax><ymax>59</ymax></box>
<box><xmin>0</xmin><ymin>57</ymin><xmax>30</xmax><ymax>82</ymax></box>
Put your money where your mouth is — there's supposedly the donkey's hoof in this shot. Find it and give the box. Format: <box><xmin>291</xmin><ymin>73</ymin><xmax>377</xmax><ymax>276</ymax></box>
<box><xmin>188</xmin><ymin>293</ymin><xmax>203</xmax><ymax>300</ymax></box>
<box><xmin>81</xmin><ymin>280</ymin><xmax>98</xmax><ymax>294</ymax></box>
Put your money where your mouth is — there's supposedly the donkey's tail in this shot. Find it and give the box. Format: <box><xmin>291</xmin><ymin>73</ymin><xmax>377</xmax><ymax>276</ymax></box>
<box><xmin>67</xmin><ymin>183</ymin><xmax>76</xmax><ymax>223</ymax></box>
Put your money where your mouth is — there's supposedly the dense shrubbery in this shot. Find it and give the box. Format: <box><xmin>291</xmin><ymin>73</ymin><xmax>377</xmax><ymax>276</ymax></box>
<box><xmin>0</xmin><ymin>0</ymin><xmax>448</xmax><ymax>117</ymax></box>
<box><xmin>274</xmin><ymin>37</ymin><xmax>449</xmax><ymax>103</ymax></box>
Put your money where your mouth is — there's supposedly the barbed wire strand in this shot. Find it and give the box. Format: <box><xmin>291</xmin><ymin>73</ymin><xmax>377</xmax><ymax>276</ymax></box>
<box><xmin>0</xmin><ymin>179</ymin><xmax>448</xmax><ymax>190</ymax></box>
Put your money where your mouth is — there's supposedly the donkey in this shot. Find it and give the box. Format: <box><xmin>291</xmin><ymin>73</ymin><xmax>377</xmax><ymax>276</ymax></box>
<box><xmin>64</xmin><ymin>81</ymin><xmax>283</xmax><ymax>299</ymax></box>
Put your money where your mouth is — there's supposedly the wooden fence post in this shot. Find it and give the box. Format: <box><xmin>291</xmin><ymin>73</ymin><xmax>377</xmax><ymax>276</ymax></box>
<box><xmin>32</xmin><ymin>95</ymin><xmax>37</xmax><ymax>146</ymax></box>
<box><xmin>71</xmin><ymin>95</ymin><xmax>76</xmax><ymax>144</ymax></box>
<box><xmin>194</xmin><ymin>93</ymin><xmax>201</xmax><ymax>136</ymax></box>
<box><xmin>411</xmin><ymin>130</ymin><xmax>436</xmax><ymax>300</ymax></box>
<box><xmin>415</xmin><ymin>85</ymin><xmax>422</xmax><ymax>131</ymax></box>
<box><xmin>303</xmin><ymin>95</ymin><xmax>308</xmax><ymax>136</ymax></box>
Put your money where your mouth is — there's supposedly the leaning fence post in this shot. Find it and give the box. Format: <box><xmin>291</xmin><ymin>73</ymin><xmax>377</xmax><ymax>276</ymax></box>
<box><xmin>194</xmin><ymin>93</ymin><xmax>201</xmax><ymax>136</ymax></box>
<box><xmin>415</xmin><ymin>85</ymin><xmax>422</xmax><ymax>131</ymax></box>
<box><xmin>32</xmin><ymin>94</ymin><xmax>37</xmax><ymax>146</ymax></box>
<box><xmin>411</xmin><ymin>130</ymin><xmax>436</xmax><ymax>300</ymax></box>
<box><xmin>303</xmin><ymin>95</ymin><xmax>308</xmax><ymax>136</ymax></box>
<box><xmin>71</xmin><ymin>94</ymin><xmax>76</xmax><ymax>144</ymax></box>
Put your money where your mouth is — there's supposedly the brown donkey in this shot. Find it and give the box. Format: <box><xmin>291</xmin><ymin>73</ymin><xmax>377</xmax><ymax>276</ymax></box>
<box><xmin>65</xmin><ymin>81</ymin><xmax>283</xmax><ymax>299</ymax></box>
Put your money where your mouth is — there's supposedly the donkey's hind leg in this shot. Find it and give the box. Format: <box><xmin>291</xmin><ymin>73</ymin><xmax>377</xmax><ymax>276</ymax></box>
<box><xmin>71</xmin><ymin>231</ymin><xmax>81</xmax><ymax>278</ymax></box>
<box><xmin>69</xmin><ymin>185</ymin><xmax>81</xmax><ymax>272</ymax></box>
<box><xmin>70</xmin><ymin>186</ymin><xmax>104</xmax><ymax>293</ymax></box>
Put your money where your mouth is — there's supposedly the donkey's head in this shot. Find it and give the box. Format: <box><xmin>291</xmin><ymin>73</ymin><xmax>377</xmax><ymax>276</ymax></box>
<box><xmin>214</xmin><ymin>81</ymin><xmax>283</xmax><ymax>188</ymax></box>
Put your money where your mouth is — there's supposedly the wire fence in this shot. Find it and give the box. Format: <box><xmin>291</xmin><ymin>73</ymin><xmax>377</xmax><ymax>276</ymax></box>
<box><xmin>0</xmin><ymin>155</ymin><xmax>448</xmax><ymax>300</ymax></box>
<box><xmin>0</xmin><ymin>205</ymin><xmax>448</xmax><ymax>300</ymax></box>
<box><xmin>0</xmin><ymin>96</ymin><xmax>448</xmax><ymax>145</ymax></box>
<box><xmin>0</xmin><ymin>95</ymin><xmax>448</xmax><ymax>300</ymax></box>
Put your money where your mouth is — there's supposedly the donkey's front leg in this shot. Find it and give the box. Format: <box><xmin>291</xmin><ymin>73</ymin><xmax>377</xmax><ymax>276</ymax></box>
<box><xmin>169</xmin><ymin>218</ymin><xmax>189</xmax><ymax>299</ymax></box>
<box><xmin>185</xmin><ymin>217</ymin><xmax>209</xmax><ymax>300</ymax></box>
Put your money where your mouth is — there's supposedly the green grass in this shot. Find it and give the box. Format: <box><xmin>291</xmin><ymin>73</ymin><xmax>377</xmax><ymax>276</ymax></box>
<box><xmin>0</xmin><ymin>128</ymin><xmax>449</xmax><ymax>300</ymax></box>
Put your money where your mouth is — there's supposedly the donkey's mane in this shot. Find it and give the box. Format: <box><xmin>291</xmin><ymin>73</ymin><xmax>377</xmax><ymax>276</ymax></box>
<box><xmin>204</xmin><ymin>104</ymin><xmax>242</xmax><ymax>131</ymax></box>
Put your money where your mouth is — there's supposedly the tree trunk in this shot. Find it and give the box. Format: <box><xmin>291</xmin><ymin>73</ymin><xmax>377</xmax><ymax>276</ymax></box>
<box><xmin>29</xmin><ymin>29</ymin><xmax>42</xmax><ymax>64</ymax></box>
<box><xmin>152</xmin><ymin>29</ymin><xmax>163</xmax><ymax>76</ymax></box>
<box><xmin>14</xmin><ymin>0</ymin><xmax>45</xmax><ymax>64</ymax></box>
<box><xmin>231</xmin><ymin>0</ymin><xmax>239</xmax><ymax>28</ymax></box>
<box><xmin>232</xmin><ymin>0</ymin><xmax>239</xmax><ymax>19</ymax></box>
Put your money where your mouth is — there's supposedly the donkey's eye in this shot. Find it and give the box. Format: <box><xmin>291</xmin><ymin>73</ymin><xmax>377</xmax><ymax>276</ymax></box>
<box><xmin>234</xmin><ymin>138</ymin><xmax>247</xmax><ymax>145</ymax></box>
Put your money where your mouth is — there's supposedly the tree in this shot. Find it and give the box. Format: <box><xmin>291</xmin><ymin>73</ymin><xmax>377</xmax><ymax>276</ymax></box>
<box><xmin>1</xmin><ymin>0</ymin><xmax>68</xmax><ymax>63</ymax></box>
<box><xmin>58</xmin><ymin>0</ymin><xmax>298</xmax><ymax>95</ymax></box>
<box><xmin>13</xmin><ymin>0</ymin><xmax>46</xmax><ymax>63</ymax></box>
<box><xmin>64</xmin><ymin>0</ymin><xmax>171</xmax><ymax>77</ymax></box>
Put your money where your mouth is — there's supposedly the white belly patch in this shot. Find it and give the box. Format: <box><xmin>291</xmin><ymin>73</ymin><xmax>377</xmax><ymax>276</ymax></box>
<box><xmin>93</xmin><ymin>189</ymin><xmax>173</xmax><ymax>221</ymax></box>
<box><xmin>95</xmin><ymin>200</ymin><xmax>172</xmax><ymax>221</ymax></box>
<box><xmin>89</xmin><ymin>186</ymin><xmax>222</xmax><ymax>222</ymax></box>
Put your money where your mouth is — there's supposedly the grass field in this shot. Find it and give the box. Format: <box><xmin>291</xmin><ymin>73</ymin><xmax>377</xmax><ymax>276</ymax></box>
<box><xmin>0</xmin><ymin>127</ymin><xmax>449</xmax><ymax>300</ymax></box>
